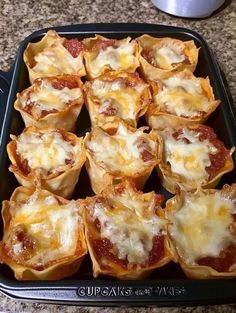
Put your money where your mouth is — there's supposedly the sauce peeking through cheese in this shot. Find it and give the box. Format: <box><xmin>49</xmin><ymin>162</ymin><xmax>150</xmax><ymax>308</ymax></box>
<box><xmin>172</xmin><ymin>126</ymin><xmax>229</xmax><ymax>181</ymax></box>
<box><xmin>14</xmin><ymin>130</ymin><xmax>80</xmax><ymax>177</ymax></box>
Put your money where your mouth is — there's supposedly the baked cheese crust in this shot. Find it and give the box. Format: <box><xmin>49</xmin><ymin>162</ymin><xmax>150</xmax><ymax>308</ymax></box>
<box><xmin>137</xmin><ymin>34</ymin><xmax>199</xmax><ymax>81</ymax></box>
<box><xmin>7</xmin><ymin>127</ymin><xmax>86</xmax><ymax>198</ymax></box>
<box><xmin>84</xmin><ymin>71</ymin><xmax>152</xmax><ymax>127</ymax></box>
<box><xmin>82</xmin><ymin>180</ymin><xmax>174</xmax><ymax>279</ymax></box>
<box><xmin>14</xmin><ymin>75</ymin><xmax>84</xmax><ymax>131</ymax></box>
<box><xmin>85</xmin><ymin>120</ymin><xmax>158</xmax><ymax>193</ymax></box>
<box><xmin>146</xmin><ymin>70</ymin><xmax>220</xmax><ymax>130</ymax></box>
<box><xmin>166</xmin><ymin>184</ymin><xmax>236</xmax><ymax>279</ymax></box>
<box><xmin>0</xmin><ymin>186</ymin><xmax>87</xmax><ymax>280</ymax></box>
<box><xmin>83</xmin><ymin>35</ymin><xmax>139</xmax><ymax>79</ymax></box>
<box><xmin>156</xmin><ymin>125</ymin><xmax>234</xmax><ymax>193</ymax></box>
<box><xmin>24</xmin><ymin>30</ymin><xmax>86</xmax><ymax>83</ymax></box>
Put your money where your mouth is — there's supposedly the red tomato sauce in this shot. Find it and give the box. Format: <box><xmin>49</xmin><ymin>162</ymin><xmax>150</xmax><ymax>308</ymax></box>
<box><xmin>94</xmin><ymin>218</ymin><xmax>101</xmax><ymax>231</ymax></box>
<box><xmin>135</xmin><ymin>137</ymin><xmax>155</xmax><ymax>162</ymax></box>
<box><xmin>233</xmin><ymin>213</ymin><xmax>236</xmax><ymax>222</ymax></box>
<box><xmin>63</xmin><ymin>38</ymin><xmax>84</xmax><ymax>58</ymax></box>
<box><xmin>3</xmin><ymin>226</ymin><xmax>35</xmax><ymax>261</ymax></box>
<box><xmin>196</xmin><ymin>126</ymin><xmax>228</xmax><ymax>180</ymax></box>
<box><xmin>92</xmin><ymin>39</ymin><xmax>117</xmax><ymax>52</ymax></box>
<box><xmin>51</xmin><ymin>77</ymin><xmax>79</xmax><ymax>90</ymax></box>
<box><xmin>172</xmin><ymin>126</ymin><xmax>229</xmax><ymax>180</ymax></box>
<box><xmin>99</xmin><ymin>100</ymin><xmax>118</xmax><ymax>116</ymax></box>
<box><xmin>92</xmin><ymin>234</ymin><xmax>165</xmax><ymax>270</ymax></box>
<box><xmin>149</xmin><ymin>235</ymin><xmax>165</xmax><ymax>265</ymax></box>
<box><xmin>41</xmin><ymin>108</ymin><xmax>58</xmax><ymax>117</ymax></box>
<box><xmin>182</xmin><ymin>57</ymin><xmax>191</xmax><ymax>65</ymax></box>
<box><xmin>65</xmin><ymin>158</ymin><xmax>74</xmax><ymax>166</ymax></box>
<box><xmin>93</xmin><ymin>238</ymin><xmax>128</xmax><ymax>270</ymax></box>
<box><xmin>140</xmin><ymin>149</ymin><xmax>155</xmax><ymax>162</ymax></box>
<box><xmin>14</xmin><ymin>140</ymin><xmax>31</xmax><ymax>175</ymax></box>
<box><xmin>23</xmin><ymin>102</ymin><xmax>34</xmax><ymax>115</ymax></box>
<box><xmin>197</xmin><ymin>244</ymin><xmax>236</xmax><ymax>272</ymax></box>
<box><xmin>23</xmin><ymin>91</ymin><xmax>35</xmax><ymax>115</ymax></box>
<box><xmin>141</xmin><ymin>48</ymin><xmax>156</xmax><ymax>66</ymax></box>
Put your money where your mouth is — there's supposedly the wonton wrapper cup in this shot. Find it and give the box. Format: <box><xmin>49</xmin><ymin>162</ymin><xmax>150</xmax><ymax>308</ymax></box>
<box><xmin>82</xmin><ymin>180</ymin><xmax>176</xmax><ymax>279</ymax></box>
<box><xmin>146</xmin><ymin>70</ymin><xmax>220</xmax><ymax>130</ymax></box>
<box><xmin>24</xmin><ymin>30</ymin><xmax>86</xmax><ymax>84</ymax></box>
<box><xmin>156</xmin><ymin>126</ymin><xmax>235</xmax><ymax>194</ymax></box>
<box><xmin>166</xmin><ymin>185</ymin><xmax>236</xmax><ymax>279</ymax></box>
<box><xmin>7</xmin><ymin>127</ymin><xmax>86</xmax><ymax>198</ymax></box>
<box><xmin>0</xmin><ymin>186</ymin><xmax>87</xmax><ymax>280</ymax></box>
<box><xmin>137</xmin><ymin>35</ymin><xmax>199</xmax><ymax>81</ymax></box>
<box><xmin>84</xmin><ymin>121</ymin><xmax>158</xmax><ymax>194</ymax></box>
<box><xmin>83</xmin><ymin>35</ymin><xmax>139</xmax><ymax>80</ymax></box>
<box><xmin>14</xmin><ymin>76</ymin><xmax>84</xmax><ymax>131</ymax></box>
<box><xmin>83</xmin><ymin>71</ymin><xmax>152</xmax><ymax>127</ymax></box>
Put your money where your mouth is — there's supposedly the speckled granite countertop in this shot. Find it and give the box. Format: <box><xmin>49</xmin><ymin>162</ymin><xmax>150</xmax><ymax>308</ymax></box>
<box><xmin>0</xmin><ymin>0</ymin><xmax>235</xmax><ymax>312</ymax></box>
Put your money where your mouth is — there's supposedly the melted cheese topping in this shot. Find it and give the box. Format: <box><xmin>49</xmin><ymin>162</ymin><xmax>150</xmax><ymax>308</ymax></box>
<box><xmin>16</xmin><ymin>130</ymin><xmax>80</xmax><ymax>174</ymax></box>
<box><xmin>21</xmin><ymin>79</ymin><xmax>82</xmax><ymax>118</ymax></box>
<box><xmin>91</xmin><ymin>78</ymin><xmax>146</xmax><ymax>120</ymax></box>
<box><xmin>168</xmin><ymin>191</ymin><xmax>236</xmax><ymax>264</ymax></box>
<box><xmin>33</xmin><ymin>41</ymin><xmax>83</xmax><ymax>75</ymax></box>
<box><xmin>162</xmin><ymin>128</ymin><xmax>217</xmax><ymax>182</ymax></box>
<box><xmin>154</xmin><ymin>46</ymin><xmax>185</xmax><ymax>70</ymax></box>
<box><xmin>91</xmin><ymin>192</ymin><xmax>165</xmax><ymax>264</ymax></box>
<box><xmin>10</xmin><ymin>193</ymin><xmax>81</xmax><ymax>266</ymax></box>
<box><xmin>113</xmin><ymin>186</ymin><xmax>158</xmax><ymax>219</ymax></box>
<box><xmin>87</xmin><ymin>123</ymin><xmax>156</xmax><ymax>175</ymax></box>
<box><xmin>90</xmin><ymin>41</ymin><xmax>137</xmax><ymax>76</ymax></box>
<box><xmin>155</xmin><ymin>76</ymin><xmax>211</xmax><ymax>117</ymax></box>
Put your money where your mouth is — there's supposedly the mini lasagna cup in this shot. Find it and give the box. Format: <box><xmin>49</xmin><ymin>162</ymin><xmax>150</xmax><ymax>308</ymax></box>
<box><xmin>85</xmin><ymin>120</ymin><xmax>158</xmax><ymax>194</ymax></box>
<box><xmin>156</xmin><ymin>125</ymin><xmax>235</xmax><ymax>194</ymax></box>
<box><xmin>166</xmin><ymin>184</ymin><xmax>236</xmax><ymax>279</ymax></box>
<box><xmin>137</xmin><ymin>35</ymin><xmax>199</xmax><ymax>81</ymax></box>
<box><xmin>146</xmin><ymin>70</ymin><xmax>220</xmax><ymax>130</ymax></box>
<box><xmin>82</xmin><ymin>179</ymin><xmax>175</xmax><ymax>279</ymax></box>
<box><xmin>24</xmin><ymin>30</ymin><xmax>86</xmax><ymax>83</ymax></box>
<box><xmin>0</xmin><ymin>186</ymin><xmax>87</xmax><ymax>280</ymax></box>
<box><xmin>83</xmin><ymin>35</ymin><xmax>139</xmax><ymax>79</ymax></box>
<box><xmin>14</xmin><ymin>75</ymin><xmax>84</xmax><ymax>131</ymax></box>
<box><xmin>7</xmin><ymin>127</ymin><xmax>86</xmax><ymax>198</ymax></box>
<box><xmin>83</xmin><ymin>71</ymin><xmax>152</xmax><ymax>127</ymax></box>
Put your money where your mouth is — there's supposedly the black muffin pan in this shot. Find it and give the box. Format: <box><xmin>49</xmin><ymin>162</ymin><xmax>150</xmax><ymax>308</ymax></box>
<box><xmin>0</xmin><ymin>23</ymin><xmax>235</xmax><ymax>306</ymax></box>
